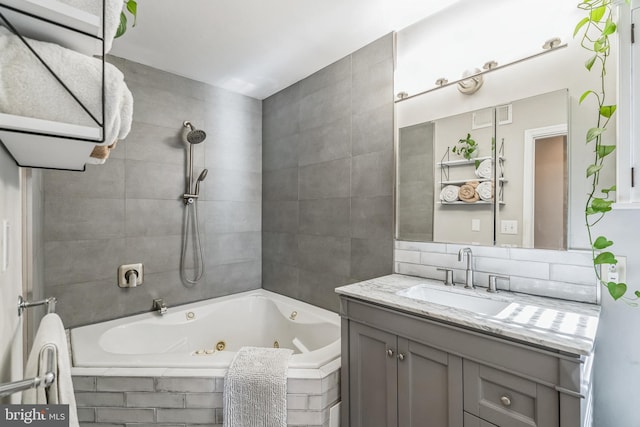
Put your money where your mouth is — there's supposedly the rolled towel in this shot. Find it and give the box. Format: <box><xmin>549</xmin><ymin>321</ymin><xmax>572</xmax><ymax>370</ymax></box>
<box><xmin>476</xmin><ymin>181</ymin><xmax>494</xmax><ymax>201</ymax></box>
<box><xmin>440</xmin><ymin>185</ymin><xmax>460</xmax><ymax>203</ymax></box>
<box><xmin>58</xmin><ymin>0</ymin><xmax>124</xmax><ymax>53</ymax></box>
<box><xmin>475</xmin><ymin>159</ymin><xmax>493</xmax><ymax>179</ymax></box>
<box><xmin>459</xmin><ymin>184</ymin><xmax>480</xmax><ymax>203</ymax></box>
<box><xmin>0</xmin><ymin>26</ymin><xmax>133</xmax><ymax>147</ymax></box>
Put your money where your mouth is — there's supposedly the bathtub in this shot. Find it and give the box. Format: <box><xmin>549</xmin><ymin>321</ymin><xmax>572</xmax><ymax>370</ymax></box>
<box><xmin>70</xmin><ymin>289</ymin><xmax>341</xmax><ymax>370</ymax></box>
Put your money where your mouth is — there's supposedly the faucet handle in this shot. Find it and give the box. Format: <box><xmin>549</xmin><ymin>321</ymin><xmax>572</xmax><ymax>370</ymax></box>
<box><xmin>437</xmin><ymin>268</ymin><xmax>455</xmax><ymax>286</ymax></box>
<box><xmin>488</xmin><ymin>275</ymin><xmax>509</xmax><ymax>293</ymax></box>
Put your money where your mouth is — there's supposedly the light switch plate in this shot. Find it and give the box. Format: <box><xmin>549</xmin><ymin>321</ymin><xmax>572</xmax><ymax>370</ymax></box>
<box><xmin>2</xmin><ymin>220</ymin><xmax>9</xmax><ymax>273</ymax></box>
<box><xmin>471</xmin><ymin>219</ymin><xmax>480</xmax><ymax>232</ymax></box>
<box><xmin>500</xmin><ymin>220</ymin><xmax>518</xmax><ymax>235</ymax></box>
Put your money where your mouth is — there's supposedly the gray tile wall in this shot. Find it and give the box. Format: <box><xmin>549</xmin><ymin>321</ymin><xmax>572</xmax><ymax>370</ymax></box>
<box><xmin>43</xmin><ymin>57</ymin><xmax>262</xmax><ymax>328</ymax></box>
<box><xmin>262</xmin><ymin>34</ymin><xmax>395</xmax><ymax>312</ymax></box>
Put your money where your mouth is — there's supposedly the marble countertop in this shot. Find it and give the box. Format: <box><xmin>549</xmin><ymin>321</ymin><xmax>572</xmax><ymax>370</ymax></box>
<box><xmin>335</xmin><ymin>274</ymin><xmax>600</xmax><ymax>356</ymax></box>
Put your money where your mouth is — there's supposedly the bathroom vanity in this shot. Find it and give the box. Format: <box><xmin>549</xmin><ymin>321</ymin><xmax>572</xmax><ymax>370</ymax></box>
<box><xmin>336</xmin><ymin>274</ymin><xmax>599</xmax><ymax>427</ymax></box>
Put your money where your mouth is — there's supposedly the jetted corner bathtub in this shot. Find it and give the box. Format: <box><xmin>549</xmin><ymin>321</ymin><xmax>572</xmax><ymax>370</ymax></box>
<box><xmin>70</xmin><ymin>289</ymin><xmax>341</xmax><ymax>370</ymax></box>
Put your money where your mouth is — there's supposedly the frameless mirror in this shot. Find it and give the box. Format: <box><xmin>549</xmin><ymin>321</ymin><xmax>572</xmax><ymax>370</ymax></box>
<box><xmin>396</xmin><ymin>89</ymin><xmax>569</xmax><ymax>250</ymax></box>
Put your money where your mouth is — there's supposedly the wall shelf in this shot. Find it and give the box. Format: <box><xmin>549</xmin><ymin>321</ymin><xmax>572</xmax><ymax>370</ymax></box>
<box><xmin>0</xmin><ymin>0</ymin><xmax>106</xmax><ymax>171</ymax></box>
<box><xmin>0</xmin><ymin>0</ymin><xmax>102</xmax><ymax>55</ymax></box>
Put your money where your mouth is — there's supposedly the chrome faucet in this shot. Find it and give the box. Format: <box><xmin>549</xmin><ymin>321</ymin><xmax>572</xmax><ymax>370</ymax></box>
<box><xmin>152</xmin><ymin>298</ymin><xmax>168</xmax><ymax>315</ymax></box>
<box><xmin>458</xmin><ymin>247</ymin><xmax>475</xmax><ymax>289</ymax></box>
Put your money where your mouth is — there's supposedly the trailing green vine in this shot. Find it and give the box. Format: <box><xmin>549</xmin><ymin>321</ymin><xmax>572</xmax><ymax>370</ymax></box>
<box><xmin>116</xmin><ymin>0</ymin><xmax>138</xmax><ymax>38</ymax></box>
<box><xmin>575</xmin><ymin>0</ymin><xmax>637</xmax><ymax>301</ymax></box>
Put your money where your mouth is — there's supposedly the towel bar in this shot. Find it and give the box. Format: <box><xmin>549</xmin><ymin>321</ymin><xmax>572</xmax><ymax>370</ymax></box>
<box><xmin>18</xmin><ymin>295</ymin><xmax>57</xmax><ymax>316</ymax></box>
<box><xmin>0</xmin><ymin>346</ymin><xmax>56</xmax><ymax>397</ymax></box>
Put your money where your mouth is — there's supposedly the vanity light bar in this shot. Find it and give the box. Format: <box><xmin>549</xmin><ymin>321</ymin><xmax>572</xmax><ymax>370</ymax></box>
<box><xmin>395</xmin><ymin>42</ymin><xmax>568</xmax><ymax>103</ymax></box>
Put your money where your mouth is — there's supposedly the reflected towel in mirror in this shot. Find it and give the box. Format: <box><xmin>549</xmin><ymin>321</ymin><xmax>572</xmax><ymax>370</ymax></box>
<box><xmin>440</xmin><ymin>185</ymin><xmax>460</xmax><ymax>203</ymax></box>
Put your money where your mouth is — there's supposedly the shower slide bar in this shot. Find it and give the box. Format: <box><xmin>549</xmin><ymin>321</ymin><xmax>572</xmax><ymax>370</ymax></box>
<box><xmin>0</xmin><ymin>346</ymin><xmax>56</xmax><ymax>397</ymax></box>
<box><xmin>17</xmin><ymin>295</ymin><xmax>57</xmax><ymax>317</ymax></box>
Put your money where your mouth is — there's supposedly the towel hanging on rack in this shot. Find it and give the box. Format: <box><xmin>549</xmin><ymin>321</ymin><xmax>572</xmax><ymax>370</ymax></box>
<box><xmin>22</xmin><ymin>313</ymin><xmax>79</xmax><ymax>427</ymax></box>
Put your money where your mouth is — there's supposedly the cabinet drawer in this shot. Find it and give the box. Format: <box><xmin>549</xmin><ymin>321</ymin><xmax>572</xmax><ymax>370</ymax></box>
<box><xmin>464</xmin><ymin>360</ymin><xmax>559</xmax><ymax>427</ymax></box>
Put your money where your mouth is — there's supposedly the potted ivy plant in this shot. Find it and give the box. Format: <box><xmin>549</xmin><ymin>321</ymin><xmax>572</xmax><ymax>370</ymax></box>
<box><xmin>452</xmin><ymin>133</ymin><xmax>478</xmax><ymax>160</ymax></box>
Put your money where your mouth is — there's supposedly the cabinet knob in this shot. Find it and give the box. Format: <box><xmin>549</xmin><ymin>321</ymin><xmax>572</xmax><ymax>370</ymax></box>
<box><xmin>386</xmin><ymin>348</ymin><xmax>394</xmax><ymax>358</ymax></box>
<box><xmin>398</xmin><ymin>353</ymin><xmax>406</xmax><ymax>361</ymax></box>
<box><xmin>500</xmin><ymin>395</ymin><xmax>512</xmax><ymax>407</ymax></box>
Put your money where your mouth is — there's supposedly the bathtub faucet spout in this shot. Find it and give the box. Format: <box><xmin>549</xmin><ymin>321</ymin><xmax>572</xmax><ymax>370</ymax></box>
<box><xmin>152</xmin><ymin>298</ymin><xmax>168</xmax><ymax>315</ymax></box>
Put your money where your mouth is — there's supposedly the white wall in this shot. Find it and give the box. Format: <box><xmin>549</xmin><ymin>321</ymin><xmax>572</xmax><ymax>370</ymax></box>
<box><xmin>395</xmin><ymin>2</ymin><xmax>640</xmax><ymax>424</ymax></box>
<box><xmin>0</xmin><ymin>147</ymin><xmax>23</xmax><ymax>403</ymax></box>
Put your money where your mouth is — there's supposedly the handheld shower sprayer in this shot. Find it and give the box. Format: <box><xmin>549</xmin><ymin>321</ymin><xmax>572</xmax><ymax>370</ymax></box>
<box><xmin>194</xmin><ymin>169</ymin><xmax>208</xmax><ymax>196</ymax></box>
<box><xmin>180</xmin><ymin>121</ymin><xmax>207</xmax><ymax>286</ymax></box>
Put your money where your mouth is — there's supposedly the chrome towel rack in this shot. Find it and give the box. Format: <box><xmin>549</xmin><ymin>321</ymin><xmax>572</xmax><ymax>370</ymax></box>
<box><xmin>18</xmin><ymin>295</ymin><xmax>56</xmax><ymax>317</ymax></box>
<box><xmin>0</xmin><ymin>346</ymin><xmax>56</xmax><ymax>398</ymax></box>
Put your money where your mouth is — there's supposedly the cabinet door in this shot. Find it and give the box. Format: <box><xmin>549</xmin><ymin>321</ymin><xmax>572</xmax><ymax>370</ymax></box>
<box><xmin>397</xmin><ymin>338</ymin><xmax>464</xmax><ymax>427</ymax></box>
<box><xmin>464</xmin><ymin>412</ymin><xmax>499</xmax><ymax>427</ymax></box>
<box><xmin>464</xmin><ymin>360</ymin><xmax>559</xmax><ymax>427</ymax></box>
<box><xmin>348</xmin><ymin>321</ymin><xmax>398</xmax><ymax>427</ymax></box>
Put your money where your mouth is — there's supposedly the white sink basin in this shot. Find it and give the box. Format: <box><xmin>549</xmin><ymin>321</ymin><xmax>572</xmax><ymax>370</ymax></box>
<box><xmin>396</xmin><ymin>284</ymin><xmax>510</xmax><ymax>316</ymax></box>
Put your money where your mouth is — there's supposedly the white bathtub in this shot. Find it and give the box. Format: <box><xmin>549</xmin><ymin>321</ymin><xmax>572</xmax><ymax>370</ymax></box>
<box><xmin>70</xmin><ymin>289</ymin><xmax>341</xmax><ymax>370</ymax></box>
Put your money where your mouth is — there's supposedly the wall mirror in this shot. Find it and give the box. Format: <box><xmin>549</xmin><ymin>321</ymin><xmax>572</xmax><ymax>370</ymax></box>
<box><xmin>396</xmin><ymin>89</ymin><xmax>569</xmax><ymax>250</ymax></box>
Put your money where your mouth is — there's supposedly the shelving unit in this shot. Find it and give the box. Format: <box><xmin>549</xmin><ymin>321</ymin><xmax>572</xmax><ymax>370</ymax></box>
<box><xmin>0</xmin><ymin>0</ymin><xmax>106</xmax><ymax>171</ymax></box>
<box><xmin>438</xmin><ymin>139</ymin><xmax>506</xmax><ymax>205</ymax></box>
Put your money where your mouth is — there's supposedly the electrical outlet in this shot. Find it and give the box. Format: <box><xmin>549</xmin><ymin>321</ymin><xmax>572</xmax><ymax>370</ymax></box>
<box><xmin>500</xmin><ymin>220</ymin><xmax>518</xmax><ymax>235</ymax></box>
<box><xmin>471</xmin><ymin>219</ymin><xmax>480</xmax><ymax>232</ymax></box>
<box><xmin>600</xmin><ymin>255</ymin><xmax>626</xmax><ymax>284</ymax></box>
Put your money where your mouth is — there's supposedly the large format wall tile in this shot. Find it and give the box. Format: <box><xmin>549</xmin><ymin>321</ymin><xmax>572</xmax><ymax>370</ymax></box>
<box><xmin>43</xmin><ymin>58</ymin><xmax>262</xmax><ymax>328</ymax></box>
<box><xmin>262</xmin><ymin>34</ymin><xmax>395</xmax><ymax>311</ymax></box>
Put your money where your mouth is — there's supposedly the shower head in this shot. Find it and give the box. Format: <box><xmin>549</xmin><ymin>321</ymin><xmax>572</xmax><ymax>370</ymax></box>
<box><xmin>194</xmin><ymin>168</ymin><xmax>208</xmax><ymax>196</ymax></box>
<box><xmin>182</xmin><ymin>121</ymin><xmax>207</xmax><ymax>144</ymax></box>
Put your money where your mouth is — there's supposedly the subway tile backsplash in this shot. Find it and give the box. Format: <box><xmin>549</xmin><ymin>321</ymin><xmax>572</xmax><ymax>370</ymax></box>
<box><xmin>394</xmin><ymin>240</ymin><xmax>599</xmax><ymax>304</ymax></box>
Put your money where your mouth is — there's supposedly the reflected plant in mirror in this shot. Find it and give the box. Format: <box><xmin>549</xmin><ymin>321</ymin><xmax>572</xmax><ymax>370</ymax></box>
<box><xmin>452</xmin><ymin>133</ymin><xmax>478</xmax><ymax>161</ymax></box>
<box><xmin>575</xmin><ymin>0</ymin><xmax>636</xmax><ymax>301</ymax></box>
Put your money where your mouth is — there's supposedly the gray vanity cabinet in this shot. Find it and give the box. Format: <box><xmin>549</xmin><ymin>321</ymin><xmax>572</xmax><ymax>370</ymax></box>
<box><xmin>340</xmin><ymin>296</ymin><xmax>587</xmax><ymax>427</ymax></box>
<box><xmin>347</xmin><ymin>321</ymin><xmax>463</xmax><ymax>427</ymax></box>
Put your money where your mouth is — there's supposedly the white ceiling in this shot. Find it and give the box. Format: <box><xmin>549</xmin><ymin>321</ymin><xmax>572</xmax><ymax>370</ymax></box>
<box><xmin>109</xmin><ymin>0</ymin><xmax>460</xmax><ymax>100</ymax></box>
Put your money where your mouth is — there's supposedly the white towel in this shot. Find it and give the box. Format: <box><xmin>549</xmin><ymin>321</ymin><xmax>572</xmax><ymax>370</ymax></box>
<box><xmin>58</xmin><ymin>0</ymin><xmax>124</xmax><ymax>53</ymax></box>
<box><xmin>440</xmin><ymin>185</ymin><xmax>460</xmax><ymax>203</ymax></box>
<box><xmin>224</xmin><ymin>347</ymin><xmax>293</xmax><ymax>427</ymax></box>
<box><xmin>476</xmin><ymin>181</ymin><xmax>494</xmax><ymax>201</ymax></box>
<box><xmin>0</xmin><ymin>26</ymin><xmax>133</xmax><ymax>147</ymax></box>
<box><xmin>22</xmin><ymin>314</ymin><xmax>78</xmax><ymax>427</ymax></box>
<box><xmin>475</xmin><ymin>158</ymin><xmax>493</xmax><ymax>179</ymax></box>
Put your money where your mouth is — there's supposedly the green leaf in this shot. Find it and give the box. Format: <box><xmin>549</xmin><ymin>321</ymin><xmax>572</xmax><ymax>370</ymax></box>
<box><xmin>600</xmin><ymin>104</ymin><xmax>617</xmax><ymax>118</ymax></box>
<box><xmin>587</xmin><ymin>164</ymin><xmax>603</xmax><ymax>177</ymax></box>
<box><xmin>602</xmin><ymin>185</ymin><xmax>617</xmax><ymax>194</ymax></box>
<box><xmin>474</xmin><ymin>160</ymin><xmax>481</xmax><ymax>169</ymax></box>
<box><xmin>608</xmin><ymin>282</ymin><xmax>627</xmax><ymax>300</ymax></box>
<box><xmin>594</xmin><ymin>39</ymin><xmax>605</xmax><ymax>52</ymax></box>
<box><xmin>586</xmin><ymin>207</ymin><xmax>598</xmax><ymax>216</ymax></box>
<box><xmin>586</xmin><ymin>127</ymin><xmax>605</xmax><ymax>142</ymax></box>
<box><xmin>635</xmin><ymin>290</ymin><xmax>640</xmax><ymax>298</ymax></box>
<box><xmin>585</xmin><ymin>55</ymin><xmax>597</xmax><ymax>71</ymax></box>
<box><xmin>597</xmin><ymin>145</ymin><xmax>616</xmax><ymax>158</ymax></box>
<box><xmin>603</xmin><ymin>19</ymin><xmax>617</xmax><ymax>36</ymax></box>
<box><xmin>579</xmin><ymin>90</ymin><xmax>595</xmax><ymax>104</ymax></box>
<box><xmin>594</xmin><ymin>251</ymin><xmax>617</xmax><ymax>265</ymax></box>
<box><xmin>593</xmin><ymin>236</ymin><xmax>614</xmax><ymax>249</ymax></box>
<box><xmin>126</xmin><ymin>0</ymin><xmax>138</xmax><ymax>26</ymax></box>
<box><xmin>574</xmin><ymin>17</ymin><xmax>590</xmax><ymax>37</ymax></box>
<box><xmin>591</xmin><ymin>197</ymin><xmax>614</xmax><ymax>212</ymax></box>
<box><xmin>115</xmin><ymin>12</ymin><xmax>127</xmax><ymax>38</ymax></box>
<box><xmin>590</xmin><ymin>5</ymin><xmax>606</xmax><ymax>22</ymax></box>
